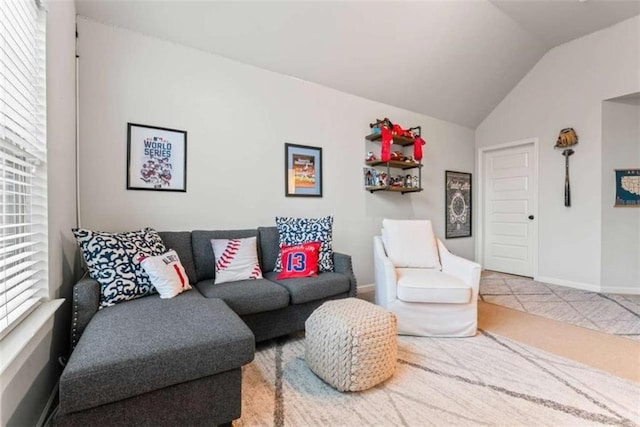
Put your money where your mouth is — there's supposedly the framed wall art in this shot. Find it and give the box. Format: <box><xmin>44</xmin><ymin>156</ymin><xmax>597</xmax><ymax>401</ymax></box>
<box><xmin>127</xmin><ymin>123</ymin><xmax>187</xmax><ymax>192</ymax></box>
<box><xmin>614</xmin><ymin>169</ymin><xmax>640</xmax><ymax>207</ymax></box>
<box><xmin>445</xmin><ymin>170</ymin><xmax>472</xmax><ymax>238</ymax></box>
<box><xmin>285</xmin><ymin>143</ymin><xmax>322</xmax><ymax>197</ymax></box>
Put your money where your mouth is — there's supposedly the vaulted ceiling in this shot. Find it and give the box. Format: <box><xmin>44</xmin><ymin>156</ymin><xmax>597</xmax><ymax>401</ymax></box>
<box><xmin>75</xmin><ymin>0</ymin><xmax>640</xmax><ymax>128</ymax></box>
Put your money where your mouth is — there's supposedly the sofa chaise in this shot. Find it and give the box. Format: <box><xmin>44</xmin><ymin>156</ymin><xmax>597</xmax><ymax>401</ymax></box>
<box><xmin>55</xmin><ymin>226</ymin><xmax>357</xmax><ymax>427</ymax></box>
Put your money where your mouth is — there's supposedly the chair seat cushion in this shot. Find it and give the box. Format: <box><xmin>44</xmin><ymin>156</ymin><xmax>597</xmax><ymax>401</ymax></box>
<box><xmin>196</xmin><ymin>278</ymin><xmax>290</xmax><ymax>315</ymax></box>
<box><xmin>264</xmin><ymin>271</ymin><xmax>350</xmax><ymax>304</ymax></box>
<box><xmin>59</xmin><ymin>290</ymin><xmax>254</xmax><ymax>415</ymax></box>
<box><xmin>396</xmin><ymin>268</ymin><xmax>471</xmax><ymax>304</ymax></box>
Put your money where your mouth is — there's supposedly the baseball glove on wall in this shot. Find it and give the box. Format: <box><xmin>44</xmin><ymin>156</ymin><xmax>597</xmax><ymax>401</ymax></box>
<box><xmin>555</xmin><ymin>128</ymin><xmax>578</xmax><ymax>148</ymax></box>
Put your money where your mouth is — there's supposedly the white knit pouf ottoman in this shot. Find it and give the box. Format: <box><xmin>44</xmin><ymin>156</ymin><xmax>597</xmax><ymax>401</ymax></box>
<box><xmin>304</xmin><ymin>298</ymin><xmax>397</xmax><ymax>392</ymax></box>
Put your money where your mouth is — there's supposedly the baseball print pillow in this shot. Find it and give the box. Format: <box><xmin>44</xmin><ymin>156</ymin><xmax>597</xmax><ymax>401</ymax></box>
<box><xmin>211</xmin><ymin>237</ymin><xmax>263</xmax><ymax>285</ymax></box>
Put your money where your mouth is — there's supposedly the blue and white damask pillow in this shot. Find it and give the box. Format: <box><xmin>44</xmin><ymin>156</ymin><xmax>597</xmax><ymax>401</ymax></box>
<box><xmin>72</xmin><ymin>227</ymin><xmax>167</xmax><ymax>308</ymax></box>
<box><xmin>274</xmin><ymin>216</ymin><xmax>334</xmax><ymax>272</ymax></box>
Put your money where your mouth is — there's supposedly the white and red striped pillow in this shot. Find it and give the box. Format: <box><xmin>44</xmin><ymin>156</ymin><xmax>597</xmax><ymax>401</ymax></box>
<box><xmin>211</xmin><ymin>237</ymin><xmax>263</xmax><ymax>285</ymax></box>
<box><xmin>139</xmin><ymin>249</ymin><xmax>192</xmax><ymax>299</ymax></box>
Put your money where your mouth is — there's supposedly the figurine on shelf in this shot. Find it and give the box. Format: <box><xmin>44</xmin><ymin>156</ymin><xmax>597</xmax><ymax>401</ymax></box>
<box><xmin>378</xmin><ymin>172</ymin><xmax>388</xmax><ymax>186</ymax></box>
<box><xmin>363</xmin><ymin>167</ymin><xmax>377</xmax><ymax>186</ymax></box>
<box><xmin>405</xmin><ymin>175</ymin><xmax>413</xmax><ymax>188</ymax></box>
<box><xmin>404</xmin><ymin>155</ymin><xmax>414</xmax><ymax>163</ymax></box>
<box><xmin>365</xmin><ymin>151</ymin><xmax>377</xmax><ymax>162</ymax></box>
<box><xmin>390</xmin><ymin>151</ymin><xmax>404</xmax><ymax>161</ymax></box>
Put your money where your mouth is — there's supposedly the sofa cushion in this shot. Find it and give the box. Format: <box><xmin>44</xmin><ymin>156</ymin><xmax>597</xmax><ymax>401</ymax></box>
<box><xmin>396</xmin><ymin>268</ymin><xmax>471</xmax><ymax>304</ymax></box>
<box><xmin>72</xmin><ymin>227</ymin><xmax>167</xmax><ymax>308</ymax></box>
<box><xmin>158</xmin><ymin>231</ymin><xmax>197</xmax><ymax>285</ymax></box>
<box><xmin>264</xmin><ymin>271</ymin><xmax>350</xmax><ymax>305</ymax></box>
<box><xmin>59</xmin><ymin>290</ymin><xmax>254</xmax><ymax>415</ymax></box>
<box><xmin>257</xmin><ymin>226</ymin><xmax>279</xmax><ymax>273</ymax></box>
<box><xmin>192</xmin><ymin>229</ymin><xmax>259</xmax><ymax>282</ymax></box>
<box><xmin>196</xmin><ymin>278</ymin><xmax>289</xmax><ymax>315</ymax></box>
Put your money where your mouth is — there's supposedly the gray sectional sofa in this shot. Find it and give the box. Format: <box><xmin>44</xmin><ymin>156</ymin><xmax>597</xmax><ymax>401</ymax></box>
<box><xmin>55</xmin><ymin>226</ymin><xmax>357</xmax><ymax>427</ymax></box>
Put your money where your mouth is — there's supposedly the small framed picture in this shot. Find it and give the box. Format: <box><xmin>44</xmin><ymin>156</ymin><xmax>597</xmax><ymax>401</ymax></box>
<box><xmin>445</xmin><ymin>170</ymin><xmax>472</xmax><ymax>238</ymax></box>
<box><xmin>127</xmin><ymin>123</ymin><xmax>187</xmax><ymax>192</ymax></box>
<box><xmin>285</xmin><ymin>143</ymin><xmax>322</xmax><ymax>197</ymax></box>
<box><xmin>615</xmin><ymin>169</ymin><xmax>640</xmax><ymax>207</ymax></box>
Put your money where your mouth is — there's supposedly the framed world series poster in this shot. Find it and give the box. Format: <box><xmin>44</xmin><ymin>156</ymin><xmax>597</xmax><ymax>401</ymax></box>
<box><xmin>127</xmin><ymin>123</ymin><xmax>187</xmax><ymax>192</ymax></box>
<box><xmin>445</xmin><ymin>170</ymin><xmax>472</xmax><ymax>238</ymax></box>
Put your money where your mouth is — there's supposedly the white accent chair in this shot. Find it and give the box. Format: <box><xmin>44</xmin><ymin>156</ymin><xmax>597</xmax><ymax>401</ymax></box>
<box><xmin>374</xmin><ymin>219</ymin><xmax>481</xmax><ymax>337</ymax></box>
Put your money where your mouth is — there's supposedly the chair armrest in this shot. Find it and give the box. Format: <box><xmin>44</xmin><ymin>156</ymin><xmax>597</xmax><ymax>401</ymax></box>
<box><xmin>374</xmin><ymin>236</ymin><xmax>397</xmax><ymax>305</ymax></box>
<box><xmin>71</xmin><ymin>276</ymin><xmax>101</xmax><ymax>350</ymax></box>
<box><xmin>333</xmin><ymin>252</ymin><xmax>357</xmax><ymax>298</ymax></box>
<box><xmin>437</xmin><ymin>239</ymin><xmax>481</xmax><ymax>294</ymax></box>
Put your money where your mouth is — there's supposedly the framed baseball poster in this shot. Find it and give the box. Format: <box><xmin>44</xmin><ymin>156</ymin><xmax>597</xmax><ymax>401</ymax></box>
<box><xmin>284</xmin><ymin>143</ymin><xmax>323</xmax><ymax>197</ymax></box>
<box><xmin>127</xmin><ymin>123</ymin><xmax>187</xmax><ymax>192</ymax></box>
<box><xmin>445</xmin><ymin>170</ymin><xmax>472</xmax><ymax>238</ymax></box>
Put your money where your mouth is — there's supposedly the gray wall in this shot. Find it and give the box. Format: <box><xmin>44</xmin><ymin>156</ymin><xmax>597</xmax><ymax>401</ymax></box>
<box><xmin>476</xmin><ymin>16</ymin><xmax>640</xmax><ymax>291</ymax></box>
<box><xmin>3</xmin><ymin>1</ymin><xmax>78</xmax><ymax>425</ymax></box>
<box><xmin>76</xmin><ymin>17</ymin><xmax>476</xmax><ymax>287</ymax></box>
<box><xmin>601</xmin><ymin>98</ymin><xmax>640</xmax><ymax>292</ymax></box>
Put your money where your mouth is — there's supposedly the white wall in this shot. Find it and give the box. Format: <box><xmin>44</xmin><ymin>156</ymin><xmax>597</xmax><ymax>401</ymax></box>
<box><xmin>2</xmin><ymin>1</ymin><xmax>78</xmax><ymax>425</ymax></box>
<box><xmin>601</xmin><ymin>99</ymin><xmax>640</xmax><ymax>292</ymax></box>
<box><xmin>76</xmin><ymin>17</ymin><xmax>476</xmax><ymax>286</ymax></box>
<box><xmin>476</xmin><ymin>16</ymin><xmax>640</xmax><ymax>290</ymax></box>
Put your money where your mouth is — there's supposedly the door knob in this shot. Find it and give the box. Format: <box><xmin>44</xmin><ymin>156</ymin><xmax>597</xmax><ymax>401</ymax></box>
<box><xmin>528</xmin><ymin>215</ymin><xmax>534</xmax><ymax>220</ymax></box>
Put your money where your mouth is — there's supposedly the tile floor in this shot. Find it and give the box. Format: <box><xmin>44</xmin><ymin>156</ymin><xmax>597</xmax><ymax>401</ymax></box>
<box><xmin>480</xmin><ymin>270</ymin><xmax>640</xmax><ymax>341</ymax></box>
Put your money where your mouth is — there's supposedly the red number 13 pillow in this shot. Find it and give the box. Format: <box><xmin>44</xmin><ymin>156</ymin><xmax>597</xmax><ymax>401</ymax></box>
<box><xmin>277</xmin><ymin>242</ymin><xmax>321</xmax><ymax>280</ymax></box>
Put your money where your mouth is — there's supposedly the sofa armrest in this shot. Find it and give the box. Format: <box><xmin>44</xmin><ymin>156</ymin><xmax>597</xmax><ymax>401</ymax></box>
<box><xmin>437</xmin><ymin>239</ymin><xmax>481</xmax><ymax>295</ymax></box>
<box><xmin>333</xmin><ymin>252</ymin><xmax>357</xmax><ymax>298</ymax></box>
<box><xmin>374</xmin><ymin>236</ymin><xmax>397</xmax><ymax>306</ymax></box>
<box><xmin>71</xmin><ymin>276</ymin><xmax>100</xmax><ymax>350</ymax></box>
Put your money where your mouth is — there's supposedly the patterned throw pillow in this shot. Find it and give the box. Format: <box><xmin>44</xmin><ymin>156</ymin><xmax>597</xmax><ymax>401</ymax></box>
<box><xmin>72</xmin><ymin>227</ymin><xmax>167</xmax><ymax>308</ymax></box>
<box><xmin>139</xmin><ymin>250</ymin><xmax>192</xmax><ymax>299</ymax></box>
<box><xmin>211</xmin><ymin>237</ymin><xmax>263</xmax><ymax>285</ymax></box>
<box><xmin>277</xmin><ymin>242</ymin><xmax>321</xmax><ymax>280</ymax></box>
<box><xmin>274</xmin><ymin>216</ymin><xmax>334</xmax><ymax>272</ymax></box>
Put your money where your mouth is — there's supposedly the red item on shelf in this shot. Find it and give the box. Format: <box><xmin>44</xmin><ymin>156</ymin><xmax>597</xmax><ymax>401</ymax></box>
<box><xmin>414</xmin><ymin>137</ymin><xmax>425</xmax><ymax>161</ymax></box>
<box><xmin>392</xmin><ymin>124</ymin><xmax>404</xmax><ymax>136</ymax></box>
<box><xmin>381</xmin><ymin>127</ymin><xmax>392</xmax><ymax>162</ymax></box>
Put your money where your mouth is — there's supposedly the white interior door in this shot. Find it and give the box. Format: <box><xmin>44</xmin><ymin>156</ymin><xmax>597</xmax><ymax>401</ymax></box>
<box><xmin>483</xmin><ymin>143</ymin><xmax>536</xmax><ymax>277</ymax></box>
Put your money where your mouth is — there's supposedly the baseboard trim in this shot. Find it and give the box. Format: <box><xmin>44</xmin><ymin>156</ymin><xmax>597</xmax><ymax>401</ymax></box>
<box><xmin>536</xmin><ymin>276</ymin><xmax>600</xmax><ymax>293</ymax></box>
<box><xmin>358</xmin><ymin>283</ymin><xmax>374</xmax><ymax>293</ymax></box>
<box><xmin>598</xmin><ymin>286</ymin><xmax>640</xmax><ymax>295</ymax></box>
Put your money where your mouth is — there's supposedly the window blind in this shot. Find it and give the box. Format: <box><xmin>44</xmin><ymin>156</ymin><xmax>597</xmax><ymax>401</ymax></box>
<box><xmin>0</xmin><ymin>0</ymin><xmax>47</xmax><ymax>339</ymax></box>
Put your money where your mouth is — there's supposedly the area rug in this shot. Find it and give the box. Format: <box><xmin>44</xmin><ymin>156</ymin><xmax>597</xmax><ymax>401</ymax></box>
<box><xmin>480</xmin><ymin>271</ymin><xmax>640</xmax><ymax>341</ymax></box>
<box><xmin>237</xmin><ymin>332</ymin><xmax>639</xmax><ymax>427</ymax></box>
